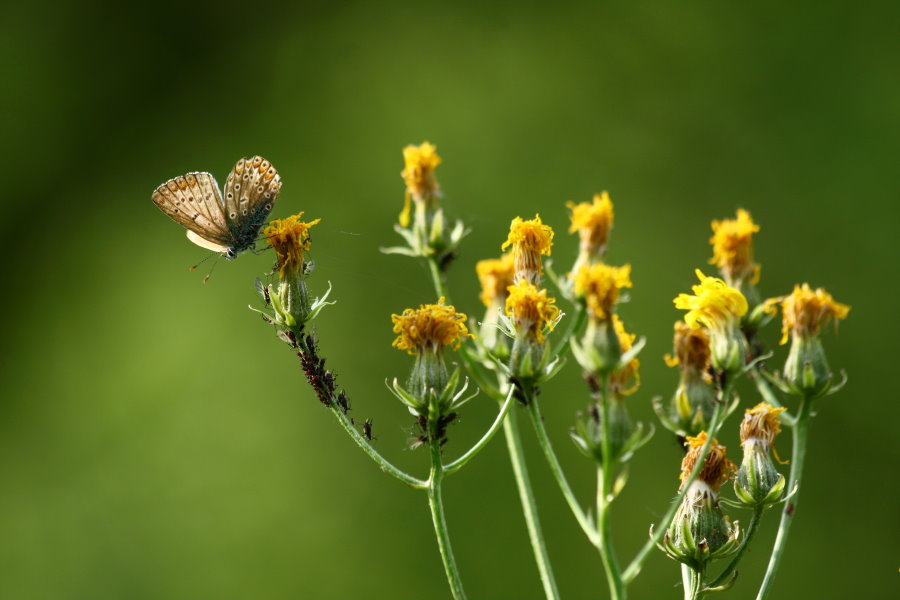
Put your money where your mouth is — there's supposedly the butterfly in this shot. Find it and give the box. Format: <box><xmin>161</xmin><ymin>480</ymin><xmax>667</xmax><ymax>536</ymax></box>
<box><xmin>151</xmin><ymin>156</ymin><xmax>282</xmax><ymax>259</ymax></box>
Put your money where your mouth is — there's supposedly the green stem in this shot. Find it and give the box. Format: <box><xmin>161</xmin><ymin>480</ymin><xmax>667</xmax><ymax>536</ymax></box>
<box><xmin>503</xmin><ymin>399</ymin><xmax>561</xmax><ymax>600</ymax></box>
<box><xmin>427</xmin><ymin>438</ymin><xmax>467</xmax><ymax>600</ymax></box>
<box><xmin>329</xmin><ymin>404</ymin><xmax>428</xmax><ymax>489</ymax></box>
<box><xmin>755</xmin><ymin>395</ymin><xmax>812</xmax><ymax>599</ymax></box>
<box><xmin>708</xmin><ymin>507</ymin><xmax>763</xmax><ymax>588</ymax></box>
<box><xmin>428</xmin><ymin>257</ymin><xmax>450</xmax><ymax>301</ymax></box>
<box><xmin>444</xmin><ymin>387</ymin><xmax>515</xmax><ymax>475</ymax></box>
<box><xmin>597</xmin><ymin>374</ymin><xmax>625</xmax><ymax>600</ymax></box>
<box><xmin>527</xmin><ymin>398</ymin><xmax>599</xmax><ymax>545</ymax></box>
<box><xmin>622</xmin><ymin>391</ymin><xmax>729</xmax><ymax>584</ymax></box>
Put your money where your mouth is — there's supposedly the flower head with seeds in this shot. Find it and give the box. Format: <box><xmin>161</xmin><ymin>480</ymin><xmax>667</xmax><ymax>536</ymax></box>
<box><xmin>709</xmin><ymin>209</ymin><xmax>760</xmax><ymax>286</ymax></box>
<box><xmin>767</xmin><ymin>283</ymin><xmax>850</xmax><ymax>345</ymax></box>
<box><xmin>502</xmin><ymin>214</ymin><xmax>554</xmax><ymax>284</ymax></box>
<box><xmin>568</xmin><ymin>191</ymin><xmax>614</xmax><ymax>263</ymax></box>
<box><xmin>399</xmin><ymin>142</ymin><xmax>442</xmax><ymax>227</ymax></box>
<box><xmin>680</xmin><ymin>432</ymin><xmax>736</xmax><ymax>492</ymax></box>
<box><xmin>573</xmin><ymin>263</ymin><xmax>632</xmax><ymax>322</ymax></box>
<box><xmin>505</xmin><ymin>280</ymin><xmax>560</xmax><ymax>344</ymax></box>
<box><xmin>664</xmin><ymin>321</ymin><xmax>711</xmax><ymax>374</ymax></box>
<box><xmin>391</xmin><ymin>297</ymin><xmax>471</xmax><ymax>355</ymax></box>
<box><xmin>476</xmin><ymin>253</ymin><xmax>516</xmax><ymax>307</ymax></box>
<box><xmin>740</xmin><ymin>402</ymin><xmax>786</xmax><ymax>450</ymax></box>
<box><xmin>264</xmin><ymin>212</ymin><xmax>322</xmax><ymax>279</ymax></box>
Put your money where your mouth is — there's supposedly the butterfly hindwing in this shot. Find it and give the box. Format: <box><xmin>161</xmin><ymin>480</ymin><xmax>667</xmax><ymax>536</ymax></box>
<box><xmin>152</xmin><ymin>172</ymin><xmax>232</xmax><ymax>245</ymax></box>
<box><xmin>223</xmin><ymin>156</ymin><xmax>281</xmax><ymax>230</ymax></box>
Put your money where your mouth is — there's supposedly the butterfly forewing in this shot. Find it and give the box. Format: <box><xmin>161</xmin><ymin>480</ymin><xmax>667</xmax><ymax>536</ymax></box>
<box><xmin>151</xmin><ymin>172</ymin><xmax>232</xmax><ymax>245</ymax></box>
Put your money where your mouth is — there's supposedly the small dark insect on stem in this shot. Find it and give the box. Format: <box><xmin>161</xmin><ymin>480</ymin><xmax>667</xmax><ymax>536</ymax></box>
<box><xmin>363</xmin><ymin>418</ymin><xmax>375</xmax><ymax>441</ymax></box>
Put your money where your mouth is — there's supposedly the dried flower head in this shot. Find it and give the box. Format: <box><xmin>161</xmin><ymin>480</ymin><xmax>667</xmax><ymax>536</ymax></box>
<box><xmin>264</xmin><ymin>212</ymin><xmax>322</xmax><ymax>279</ymax></box>
<box><xmin>709</xmin><ymin>209</ymin><xmax>760</xmax><ymax>285</ymax></box>
<box><xmin>391</xmin><ymin>297</ymin><xmax>471</xmax><ymax>355</ymax></box>
<box><xmin>573</xmin><ymin>263</ymin><xmax>633</xmax><ymax>322</ymax></box>
<box><xmin>767</xmin><ymin>283</ymin><xmax>851</xmax><ymax>345</ymax></box>
<box><xmin>476</xmin><ymin>253</ymin><xmax>516</xmax><ymax>307</ymax></box>
<box><xmin>567</xmin><ymin>191</ymin><xmax>614</xmax><ymax>259</ymax></box>
<box><xmin>505</xmin><ymin>280</ymin><xmax>560</xmax><ymax>344</ymax></box>
<box><xmin>740</xmin><ymin>402</ymin><xmax>786</xmax><ymax>448</ymax></box>
<box><xmin>680</xmin><ymin>432</ymin><xmax>736</xmax><ymax>492</ymax></box>
<box><xmin>399</xmin><ymin>141</ymin><xmax>442</xmax><ymax>227</ymax></box>
<box><xmin>664</xmin><ymin>321</ymin><xmax>711</xmax><ymax>372</ymax></box>
<box><xmin>502</xmin><ymin>214</ymin><xmax>554</xmax><ymax>284</ymax></box>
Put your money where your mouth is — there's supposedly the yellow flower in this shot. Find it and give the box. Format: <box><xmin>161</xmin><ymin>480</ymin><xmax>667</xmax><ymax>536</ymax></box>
<box><xmin>399</xmin><ymin>141</ymin><xmax>442</xmax><ymax>227</ymax></box>
<box><xmin>674</xmin><ymin>270</ymin><xmax>748</xmax><ymax>333</ymax></box>
<box><xmin>610</xmin><ymin>315</ymin><xmax>640</xmax><ymax>395</ymax></box>
<box><xmin>664</xmin><ymin>321</ymin><xmax>711</xmax><ymax>372</ymax></box>
<box><xmin>391</xmin><ymin>297</ymin><xmax>471</xmax><ymax>355</ymax></box>
<box><xmin>770</xmin><ymin>283</ymin><xmax>850</xmax><ymax>345</ymax></box>
<box><xmin>709</xmin><ymin>209</ymin><xmax>760</xmax><ymax>285</ymax></box>
<box><xmin>680</xmin><ymin>432</ymin><xmax>736</xmax><ymax>492</ymax></box>
<box><xmin>502</xmin><ymin>214</ymin><xmax>554</xmax><ymax>284</ymax></box>
<box><xmin>740</xmin><ymin>402</ymin><xmax>787</xmax><ymax>463</ymax></box>
<box><xmin>567</xmin><ymin>191</ymin><xmax>614</xmax><ymax>258</ymax></box>
<box><xmin>573</xmin><ymin>263</ymin><xmax>633</xmax><ymax>321</ymax></box>
<box><xmin>264</xmin><ymin>212</ymin><xmax>322</xmax><ymax>279</ymax></box>
<box><xmin>505</xmin><ymin>280</ymin><xmax>560</xmax><ymax>344</ymax></box>
<box><xmin>476</xmin><ymin>253</ymin><xmax>516</xmax><ymax>307</ymax></box>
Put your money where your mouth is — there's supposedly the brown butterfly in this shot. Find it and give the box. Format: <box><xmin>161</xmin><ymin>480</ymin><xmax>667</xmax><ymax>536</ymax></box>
<box><xmin>151</xmin><ymin>156</ymin><xmax>281</xmax><ymax>259</ymax></box>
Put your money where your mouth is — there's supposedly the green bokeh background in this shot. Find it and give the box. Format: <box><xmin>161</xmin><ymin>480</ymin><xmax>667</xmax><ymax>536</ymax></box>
<box><xmin>1</xmin><ymin>1</ymin><xmax>897</xmax><ymax>598</ymax></box>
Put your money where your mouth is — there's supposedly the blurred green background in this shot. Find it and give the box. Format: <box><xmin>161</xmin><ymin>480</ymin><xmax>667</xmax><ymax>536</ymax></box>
<box><xmin>1</xmin><ymin>1</ymin><xmax>897</xmax><ymax>598</ymax></box>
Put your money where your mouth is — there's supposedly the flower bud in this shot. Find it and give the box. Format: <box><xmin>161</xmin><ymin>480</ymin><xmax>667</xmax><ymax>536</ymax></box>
<box><xmin>660</xmin><ymin>433</ymin><xmax>740</xmax><ymax>570</ymax></box>
<box><xmin>766</xmin><ymin>283</ymin><xmax>850</xmax><ymax>397</ymax></box>
<box><xmin>735</xmin><ymin>403</ymin><xmax>787</xmax><ymax>507</ymax></box>
<box><xmin>662</xmin><ymin>322</ymin><xmax>716</xmax><ymax>435</ymax></box>
<box><xmin>389</xmin><ymin>299</ymin><xmax>476</xmax><ymax>445</ymax></box>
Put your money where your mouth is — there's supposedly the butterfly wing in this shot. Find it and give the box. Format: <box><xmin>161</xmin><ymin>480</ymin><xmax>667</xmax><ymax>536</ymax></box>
<box><xmin>223</xmin><ymin>156</ymin><xmax>281</xmax><ymax>245</ymax></box>
<box><xmin>151</xmin><ymin>172</ymin><xmax>233</xmax><ymax>250</ymax></box>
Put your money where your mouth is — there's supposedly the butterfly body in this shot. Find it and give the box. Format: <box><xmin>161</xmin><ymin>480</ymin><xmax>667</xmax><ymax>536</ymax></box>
<box><xmin>152</xmin><ymin>156</ymin><xmax>281</xmax><ymax>259</ymax></box>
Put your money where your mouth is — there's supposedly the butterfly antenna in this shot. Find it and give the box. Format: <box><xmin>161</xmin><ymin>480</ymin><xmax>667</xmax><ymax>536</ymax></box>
<box><xmin>189</xmin><ymin>250</ymin><xmax>218</xmax><ymax>272</ymax></box>
<box><xmin>201</xmin><ymin>254</ymin><xmax>224</xmax><ymax>284</ymax></box>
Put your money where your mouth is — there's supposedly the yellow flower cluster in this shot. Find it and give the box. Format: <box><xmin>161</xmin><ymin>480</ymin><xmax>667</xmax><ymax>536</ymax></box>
<box><xmin>264</xmin><ymin>212</ymin><xmax>322</xmax><ymax>279</ymax></box>
<box><xmin>573</xmin><ymin>263</ymin><xmax>633</xmax><ymax>321</ymax></box>
<box><xmin>399</xmin><ymin>141</ymin><xmax>442</xmax><ymax>227</ymax></box>
<box><xmin>680</xmin><ymin>432</ymin><xmax>736</xmax><ymax>492</ymax></box>
<box><xmin>567</xmin><ymin>191</ymin><xmax>614</xmax><ymax>256</ymax></box>
<box><xmin>505</xmin><ymin>280</ymin><xmax>560</xmax><ymax>344</ymax></box>
<box><xmin>502</xmin><ymin>214</ymin><xmax>554</xmax><ymax>283</ymax></box>
<box><xmin>674</xmin><ymin>270</ymin><xmax>748</xmax><ymax>333</ymax></box>
<box><xmin>611</xmin><ymin>315</ymin><xmax>640</xmax><ymax>395</ymax></box>
<box><xmin>767</xmin><ymin>283</ymin><xmax>850</xmax><ymax>345</ymax></box>
<box><xmin>709</xmin><ymin>209</ymin><xmax>760</xmax><ymax>284</ymax></box>
<box><xmin>391</xmin><ymin>298</ymin><xmax>471</xmax><ymax>355</ymax></box>
<box><xmin>476</xmin><ymin>253</ymin><xmax>516</xmax><ymax>307</ymax></box>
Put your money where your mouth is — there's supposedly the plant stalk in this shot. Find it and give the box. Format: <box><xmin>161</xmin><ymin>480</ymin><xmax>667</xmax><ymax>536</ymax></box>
<box><xmin>427</xmin><ymin>437</ymin><xmax>467</xmax><ymax>600</ymax></box>
<box><xmin>597</xmin><ymin>374</ymin><xmax>626</xmax><ymax>600</ymax></box>
<box><xmin>755</xmin><ymin>395</ymin><xmax>812</xmax><ymax>599</ymax></box>
<box><xmin>503</xmin><ymin>397</ymin><xmax>561</xmax><ymax>600</ymax></box>
<box><xmin>527</xmin><ymin>398</ymin><xmax>599</xmax><ymax>545</ymax></box>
